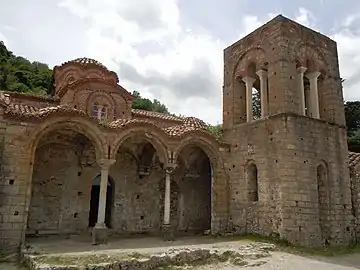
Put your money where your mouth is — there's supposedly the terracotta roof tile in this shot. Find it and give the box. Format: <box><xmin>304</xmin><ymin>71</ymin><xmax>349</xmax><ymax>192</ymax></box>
<box><xmin>131</xmin><ymin>109</ymin><xmax>184</xmax><ymax>122</ymax></box>
<box><xmin>349</xmin><ymin>152</ymin><xmax>360</xmax><ymax>169</ymax></box>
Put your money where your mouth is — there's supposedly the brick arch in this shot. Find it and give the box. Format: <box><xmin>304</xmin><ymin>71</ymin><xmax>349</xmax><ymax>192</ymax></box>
<box><xmin>294</xmin><ymin>42</ymin><xmax>328</xmax><ymax>74</ymax></box>
<box><xmin>27</xmin><ymin>115</ymin><xmax>107</xmax><ymax>161</ymax></box>
<box><xmin>86</xmin><ymin>90</ymin><xmax>117</xmax><ymax>119</ymax></box>
<box><xmin>232</xmin><ymin>47</ymin><xmax>267</xmax><ymax>80</ymax></box>
<box><xmin>110</xmin><ymin>123</ymin><xmax>169</xmax><ymax>164</ymax></box>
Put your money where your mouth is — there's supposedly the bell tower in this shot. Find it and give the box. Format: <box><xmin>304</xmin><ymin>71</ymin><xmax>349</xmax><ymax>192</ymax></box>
<box><xmin>223</xmin><ymin>15</ymin><xmax>353</xmax><ymax>247</ymax></box>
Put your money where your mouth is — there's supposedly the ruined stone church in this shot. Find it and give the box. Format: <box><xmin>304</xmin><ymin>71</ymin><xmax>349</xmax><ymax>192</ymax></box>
<box><xmin>0</xmin><ymin>14</ymin><xmax>360</xmax><ymax>252</ymax></box>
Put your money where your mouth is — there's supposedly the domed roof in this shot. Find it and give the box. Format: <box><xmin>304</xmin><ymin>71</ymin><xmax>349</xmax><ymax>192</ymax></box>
<box><xmin>183</xmin><ymin>117</ymin><xmax>208</xmax><ymax>129</ymax></box>
<box><xmin>55</xmin><ymin>57</ymin><xmax>119</xmax><ymax>82</ymax></box>
<box><xmin>70</xmin><ymin>57</ymin><xmax>107</xmax><ymax>69</ymax></box>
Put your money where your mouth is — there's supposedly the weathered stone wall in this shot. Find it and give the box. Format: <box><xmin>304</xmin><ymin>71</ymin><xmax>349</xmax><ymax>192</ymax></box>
<box><xmin>224</xmin><ymin>114</ymin><xmax>353</xmax><ymax>247</ymax></box>
<box><xmin>27</xmin><ymin>143</ymin><xmax>97</xmax><ymax>235</ymax></box>
<box><xmin>109</xmin><ymin>150</ymin><xmax>164</xmax><ymax>234</ymax></box>
<box><xmin>350</xmin><ymin>169</ymin><xmax>360</xmax><ymax>242</ymax></box>
<box><xmin>176</xmin><ymin>172</ymin><xmax>211</xmax><ymax>233</ymax></box>
<box><xmin>0</xmin><ymin>121</ymin><xmax>33</xmax><ymax>251</ymax></box>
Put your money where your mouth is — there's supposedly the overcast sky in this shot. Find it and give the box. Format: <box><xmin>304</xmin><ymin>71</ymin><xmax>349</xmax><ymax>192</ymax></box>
<box><xmin>1</xmin><ymin>0</ymin><xmax>360</xmax><ymax>124</ymax></box>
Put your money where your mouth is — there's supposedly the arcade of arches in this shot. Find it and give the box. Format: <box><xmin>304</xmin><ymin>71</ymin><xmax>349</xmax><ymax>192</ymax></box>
<box><xmin>26</xmin><ymin>127</ymin><xmax>213</xmax><ymax>238</ymax></box>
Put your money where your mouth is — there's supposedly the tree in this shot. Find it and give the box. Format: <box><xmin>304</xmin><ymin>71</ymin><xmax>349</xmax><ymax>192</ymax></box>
<box><xmin>131</xmin><ymin>90</ymin><xmax>170</xmax><ymax>113</ymax></box>
<box><xmin>345</xmin><ymin>101</ymin><xmax>360</xmax><ymax>152</ymax></box>
<box><xmin>252</xmin><ymin>90</ymin><xmax>261</xmax><ymax>119</ymax></box>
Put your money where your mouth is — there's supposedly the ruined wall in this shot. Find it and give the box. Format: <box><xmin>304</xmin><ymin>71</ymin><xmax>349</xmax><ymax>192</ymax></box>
<box><xmin>110</xmin><ymin>150</ymin><xmax>165</xmax><ymax>234</ymax></box>
<box><xmin>176</xmin><ymin>173</ymin><xmax>211</xmax><ymax>233</ymax></box>
<box><xmin>224</xmin><ymin>114</ymin><xmax>353</xmax><ymax>247</ymax></box>
<box><xmin>350</xmin><ymin>169</ymin><xmax>360</xmax><ymax>242</ymax></box>
<box><xmin>27</xmin><ymin>143</ymin><xmax>97</xmax><ymax>235</ymax></box>
<box><xmin>0</xmin><ymin>121</ymin><xmax>33</xmax><ymax>251</ymax></box>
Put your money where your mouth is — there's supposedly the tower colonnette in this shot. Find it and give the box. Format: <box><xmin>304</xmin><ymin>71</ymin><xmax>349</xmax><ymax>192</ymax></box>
<box><xmin>222</xmin><ymin>15</ymin><xmax>353</xmax><ymax>246</ymax></box>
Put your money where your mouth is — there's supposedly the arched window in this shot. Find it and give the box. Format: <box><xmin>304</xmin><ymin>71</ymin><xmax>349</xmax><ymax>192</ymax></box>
<box><xmin>92</xmin><ymin>102</ymin><xmax>109</xmax><ymax>121</ymax></box>
<box><xmin>247</xmin><ymin>163</ymin><xmax>259</xmax><ymax>202</ymax></box>
<box><xmin>92</xmin><ymin>102</ymin><xmax>99</xmax><ymax>118</ymax></box>
<box><xmin>100</xmin><ymin>105</ymin><xmax>107</xmax><ymax>119</ymax></box>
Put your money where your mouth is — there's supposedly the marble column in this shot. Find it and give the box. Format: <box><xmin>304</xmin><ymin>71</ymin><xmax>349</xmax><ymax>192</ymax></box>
<box><xmin>95</xmin><ymin>159</ymin><xmax>116</xmax><ymax>228</ymax></box>
<box><xmin>306</xmin><ymin>71</ymin><xmax>321</xmax><ymax>119</ymax></box>
<box><xmin>242</xmin><ymin>76</ymin><xmax>256</xmax><ymax>122</ymax></box>
<box><xmin>163</xmin><ymin>163</ymin><xmax>177</xmax><ymax>241</ymax></box>
<box><xmin>256</xmin><ymin>70</ymin><xmax>268</xmax><ymax>118</ymax></box>
<box><xmin>297</xmin><ymin>67</ymin><xmax>307</xmax><ymax>116</ymax></box>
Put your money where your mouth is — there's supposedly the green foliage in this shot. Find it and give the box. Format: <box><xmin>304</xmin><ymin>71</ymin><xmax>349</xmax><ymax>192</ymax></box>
<box><xmin>0</xmin><ymin>41</ymin><xmax>53</xmax><ymax>95</ymax></box>
<box><xmin>207</xmin><ymin>124</ymin><xmax>223</xmax><ymax>139</ymax></box>
<box><xmin>131</xmin><ymin>90</ymin><xmax>170</xmax><ymax>114</ymax></box>
<box><xmin>252</xmin><ymin>90</ymin><xmax>261</xmax><ymax>119</ymax></box>
<box><xmin>345</xmin><ymin>101</ymin><xmax>360</xmax><ymax>152</ymax></box>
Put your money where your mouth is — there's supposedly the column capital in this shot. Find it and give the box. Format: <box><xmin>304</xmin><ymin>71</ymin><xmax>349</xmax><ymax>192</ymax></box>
<box><xmin>297</xmin><ymin>66</ymin><xmax>307</xmax><ymax>74</ymax></box>
<box><xmin>165</xmin><ymin>163</ymin><xmax>177</xmax><ymax>174</ymax></box>
<box><xmin>98</xmin><ymin>159</ymin><xmax>116</xmax><ymax>170</ymax></box>
<box><xmin>256</xmin><ymin>69</ymin><xmax>267</xmax><ymax>78</ymax></box>
<box><xmin>242</xmin><ymin>76</ymin><xmax>256</xmax><ymax>85</ymax></box>
<box><xmin>306</xmin><ymin>71</ymin><xmax>321</xmax><ymax>80</ymax></box>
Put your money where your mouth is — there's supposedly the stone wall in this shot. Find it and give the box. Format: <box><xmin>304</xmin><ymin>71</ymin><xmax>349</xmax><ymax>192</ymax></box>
<box><xmin>224</xmin><ymin>113</ymin><xmax>353</xmax><ymax>247</ymax></box>
<box><xmin>350</xmin><ymin>169</ymin><xmax>360</xmax><ymax>242</ymax></box>
<box><xmin>0</xmin><ymin>121</ymin><xmax>33</xmax><ymax>251</ymax></box>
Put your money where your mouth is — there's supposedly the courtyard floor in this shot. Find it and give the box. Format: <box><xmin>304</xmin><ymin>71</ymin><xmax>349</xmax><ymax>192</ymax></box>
<box><xmin>5</xmin><ymin>235</ymin><xmax>360</xmax><ymax>269</ymax></box>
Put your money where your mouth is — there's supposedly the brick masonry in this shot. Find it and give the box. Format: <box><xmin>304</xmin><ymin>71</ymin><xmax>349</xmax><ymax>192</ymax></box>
<box><xmin>0</xmin><ymin>15</ymin><xmax>359</xmax><ymax>252</ymax></box>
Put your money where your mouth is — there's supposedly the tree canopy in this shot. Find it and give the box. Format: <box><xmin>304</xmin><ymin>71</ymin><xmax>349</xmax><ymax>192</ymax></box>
<box><xmin>0</xmin><ymin>41</ymin><xmax>54</xmax><ymax>95</ymax></box>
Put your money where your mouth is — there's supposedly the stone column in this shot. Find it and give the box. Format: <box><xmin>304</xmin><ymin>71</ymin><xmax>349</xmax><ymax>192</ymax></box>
<box><xmin>297</xmin><ymin>67</ymin><xmax>307</xmax><ymax>116</ymax></box>
<box><xmin>163</xmin><ymin>163</ymin><xmax>177</xmax><ymax>241</ymax></box>
<box><xmin>242</xmin><ymin>76</ymin><xmax>256</xmax><ymax>122</ymax></box>
<box><xmin>306</xmin><ymin>71</ymin><xmax>321</xmax><ymax>119</ymax></box>
<box><xmin>93</xmin><ymin>158</ymin><xmax>115</xmax><ymax>245</ymax></box>
<box><xmin>256</xmin><ymin>70</ymin><xmax>268</xmax><ymax>118</ymax></box>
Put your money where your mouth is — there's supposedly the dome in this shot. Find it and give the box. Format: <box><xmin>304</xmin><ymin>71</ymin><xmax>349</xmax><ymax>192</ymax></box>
<box><xmin>70</xmin><ymin>57</ymin><xmax>107</xmax><ymax>69</ymax></box>
<box><xmin>183</xmin><ymin>117</ymin><xmax>208</xmax><ymax>129</ymax></box>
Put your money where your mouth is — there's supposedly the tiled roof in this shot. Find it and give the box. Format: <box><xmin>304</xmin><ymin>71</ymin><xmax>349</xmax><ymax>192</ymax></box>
<box><xmin>60</xmin><ymin>57</ymin><xmax>108</xmax><ymax>70</ymax></box>
<box><xmin>0</xmin><ymin>90</ymin><xmax>213</xmax><ymax>138</ymax></box>
<box><xmin>349</xmin><ymin>152</ymin><xmax>360</xmax><ymax>169</ymax></box>
<box><xmin>131</xmin><ymin>109</ymin><xmax>184</xmax><ymax>122</ymax></box>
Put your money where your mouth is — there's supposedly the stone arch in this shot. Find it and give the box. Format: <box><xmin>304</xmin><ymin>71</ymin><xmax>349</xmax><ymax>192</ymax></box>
<box><xmin>26</xmin><ymin>115</ymin><xmax>107</xmax><ymax>236</ymax></box>
<box><xmin>172</xmin><ymin>131</ymin><xmax>222</xmax><ymax>166</ymax></box>
<box><xmin>232</xmin><ymin>47</ymin><xmax>267</xmax><ymax>80</ymax></box>
<box><xmin>27</xmin><ymin>115</ymin><xmax>107</xmax><ymax>161</ymax></box>
<box><xmin>172</xmin><ymin>131</ymin><xmax>229</xmax><ymax>233</ymax></box>
<box><xmin>110</xmin><ymin>123</ymin><xmax>169</xmax><ymax>164</ymax></box>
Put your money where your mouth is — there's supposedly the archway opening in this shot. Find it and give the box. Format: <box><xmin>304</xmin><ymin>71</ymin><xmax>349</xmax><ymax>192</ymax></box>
<box><xmin>176</xmin><ymin>144</ymin><xmax>212</xmax><ymax>235</ymax></box>
<box><xmin>88</xmin><ymin>175</ymin><xmax>114</xmax><ymax>228</ymax></box>
<box><xmin>247</xmin><ymin>163</ymin><xmax>259</xmax><ymax>202</ymax></box>
<box><xmin>27</xmin><ymin>128</ymin><xmax>97</xmax><ymax>236</ymax></box>
<box><xmin>111</xmin><ymin>135</ymin><xmax>165</xmax><ymax>234</ymax></box>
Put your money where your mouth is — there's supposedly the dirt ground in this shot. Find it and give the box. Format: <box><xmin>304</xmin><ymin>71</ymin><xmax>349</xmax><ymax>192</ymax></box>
<box><xmin>3</xmin><ymin>235</ymin><xmax>360</xmax><ymax>269</ymax></box>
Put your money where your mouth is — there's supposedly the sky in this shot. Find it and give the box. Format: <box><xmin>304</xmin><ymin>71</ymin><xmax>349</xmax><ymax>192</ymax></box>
<box><xmin>1</xmin><ymin>0</ymin><xmax>360</xmax><ymax>125</ymax></box>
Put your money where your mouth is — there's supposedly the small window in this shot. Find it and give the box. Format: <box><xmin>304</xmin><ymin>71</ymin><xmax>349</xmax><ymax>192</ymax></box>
<box><xmin>92</xmin><ymin>102</ymin><xmax>99</xmax><ymax>118</ymax></box>
<box><xmin>100</xmin><ymin>105</ymin><xmax>107</xmax><ymax>119</ymax></box>
<box><xmin>247</xmin><ymin>163</ymin><xmax>259</xmax><ymax>202</ymax></box>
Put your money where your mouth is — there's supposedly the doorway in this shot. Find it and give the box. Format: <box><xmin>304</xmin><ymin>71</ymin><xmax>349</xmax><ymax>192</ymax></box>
<box><xmin>88</xmin><ymin>175</ymin><xmax>114</xmax><ymax>228</ymax></box>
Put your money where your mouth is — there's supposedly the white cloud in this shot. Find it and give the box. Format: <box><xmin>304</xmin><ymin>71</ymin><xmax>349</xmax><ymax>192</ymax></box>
<box><xmin>0</xmin><ymin>31</ymin><xmax>9</xmax><ymax>47</ymax></box>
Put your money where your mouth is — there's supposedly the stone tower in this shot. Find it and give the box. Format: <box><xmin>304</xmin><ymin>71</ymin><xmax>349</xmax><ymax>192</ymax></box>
<box><xmin>222</xmin><ymin>15</ymin><xmax>354</xmax><ymax>246</ymax></box>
